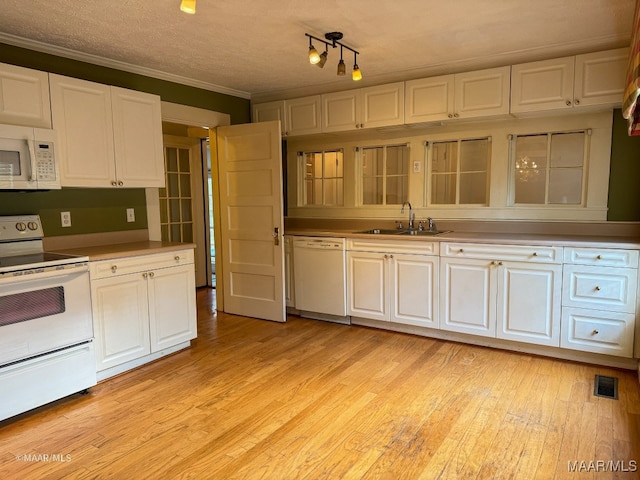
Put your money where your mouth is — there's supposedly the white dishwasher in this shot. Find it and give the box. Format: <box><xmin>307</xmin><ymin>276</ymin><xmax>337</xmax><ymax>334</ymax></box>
<box><xmin>292</xmin><ymin>236</ymin><xmax>348</xmax><ymax>323</ymax></box>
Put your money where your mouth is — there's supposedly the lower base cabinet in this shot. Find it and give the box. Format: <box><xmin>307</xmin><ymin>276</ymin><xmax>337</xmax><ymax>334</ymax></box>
<box><xmin>90</xmin><ymin>249</ymin><xmax>197</xmax><ymax>374</ymax></box>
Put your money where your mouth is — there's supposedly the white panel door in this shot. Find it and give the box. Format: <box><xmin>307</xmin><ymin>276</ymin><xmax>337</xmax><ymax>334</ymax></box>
<box><xmin>496</xmin><ymin>262</ymin><xmax>562</xmax><ymax>347</ymax></box>
<box><xmin>360</xmin><ymin>82</ymin><xmax>405</xmax><ymax>128</ymax></box>
<box><xmin>390</xmin><ymin>254</ymin><xmax>438</xmax><ymax>328</ymax></box>
<box><xmin>322</xmin><ymin>90</ymin><xmax>360</xmax><ymax>132</ymax></box>
<box><xmin>404</xmin><ymin>74</ymin><xmax>454</xmax><ymax>124</ymax></box>
<box><xmin>111</xmin><ymin>86</ymin><xmax>165</xmax><ymax>187</ymax></box>
<box><xmin>347</xmin><ymin>251</ymin><xmax>388</xmax><ymax>321</ymax></box>
<box><xmin>574</xmin><ymin>48</ymin><xmax>628</xmax><ymax>107</ymax></box>
<box><xmin>50</xmin><ymin>74</ymin><xmax>116</xmax><ymax>187</ymax></box>
<box><xmin>440</xmin><ymin>257</ymin><xmax>495</xmax><ymax>337</ymax></box>
<box><xmin>285</xmin><ymin>95</ymin><xmax>322</xmax><ymax>136</ymax></box>
<box><xmin>454</xmin><ymin>66</ymin><xmax>511</xmax><ymax>119</ymax></box>
<box><xmin>148</xmin><ymin>264</ymin><xmax>197</xmax><ymax>352</ymax></box>
<box><xmin>217</xmin><ymin>120</ymin><xmax>285</xmax><ymax>322</ymax></box>
<box><xmin>0</xmin><ymin>63</ymin><xmax>51</xmax><ymax>128</ymax></box>
<box><xmin>510</xmin><ymin>57</ymin><xmax>575</xmax><ymax>113</ymax></box>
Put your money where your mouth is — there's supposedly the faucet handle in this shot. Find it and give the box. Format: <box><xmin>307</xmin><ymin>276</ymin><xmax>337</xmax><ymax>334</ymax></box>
<box><xmin>418</xmin><ymin>220</ymin><xmax>425</xmax><ymax>231</ymax></box>
<box><xmin>427</xmin><ymin>217</ymin><xmax>437</xmax><ymax>232</ymax></box>
<box><xmin>395</xmin><ymin>220</ymin><xmax>404</xmax><ymax>230</ymax></box>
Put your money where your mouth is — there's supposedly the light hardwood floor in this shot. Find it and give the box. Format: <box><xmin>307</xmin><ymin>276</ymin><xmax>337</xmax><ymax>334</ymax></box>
<box><xmin>1</xmin><ymin>288</ymin><xmax>640</xmax><ymax>479</ymax></box>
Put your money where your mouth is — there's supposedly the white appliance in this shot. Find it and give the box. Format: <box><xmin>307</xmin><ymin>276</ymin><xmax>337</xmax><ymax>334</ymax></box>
<box><xmin>0</xmin><ymin>124</ymin><xmax>59</xmax><ymax>190</ymax></box>
<box><xmin>0</xmin><ymin>215</ymin><xmax>95</xmax><ymax>421</ymax></box>
<box><xmin>292</xmin><ymin>236</ymin><xmax>348</xmax><ymax>323</ymax></box>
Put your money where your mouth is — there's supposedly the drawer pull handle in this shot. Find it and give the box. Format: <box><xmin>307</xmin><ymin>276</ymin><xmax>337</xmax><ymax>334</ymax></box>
<box><xmin>592</xmin><ymin>329</ymin><xmax>599</xmax><ymax>335</ymax></box>
<box><xmin>459</xmin><ymin>248</ymin><xmax>464</xmax><ymax>253</ymax></box>
<box><xmin>175</xmin><ymin>255</ymin><xmax>180</xmax><ymax>261</ymax></box>
<box><xmin>532</xmin><ymin>252</ymin><xmax>538</xmax><ymax>257</ymax></box>
<box><xmin>111</xmin><ymin>265</ymin><xmax>117</xmax><ymax>272</ymax></box>
<box><xmin>595</xmin><ymin>286</ymin><xmax>601</xmax><ymax>291</ymax></box>
<box><xmin>596</xmin><ymin>255</ymin><xmax>602</xmax><ymax>260</ymax></box>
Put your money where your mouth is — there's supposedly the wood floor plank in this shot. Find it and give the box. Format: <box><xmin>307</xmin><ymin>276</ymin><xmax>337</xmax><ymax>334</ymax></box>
<box><xmin>1</xmin><ymin>288</ymin><xmax>639</xmax><ymax>479</ymax></box>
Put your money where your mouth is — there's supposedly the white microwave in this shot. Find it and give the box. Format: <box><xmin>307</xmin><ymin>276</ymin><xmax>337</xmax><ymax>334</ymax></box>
<box><xmin>0</xmin><ymin>124</ymin><xmax>60</xmax><ymax>190</ymax></box>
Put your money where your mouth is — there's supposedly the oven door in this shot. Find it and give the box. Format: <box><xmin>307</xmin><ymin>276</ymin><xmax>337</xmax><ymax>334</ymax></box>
<box><xmin>0</xmin><ymin>265</ymin><xmax>92</xmax><ymax>365</ymax></box>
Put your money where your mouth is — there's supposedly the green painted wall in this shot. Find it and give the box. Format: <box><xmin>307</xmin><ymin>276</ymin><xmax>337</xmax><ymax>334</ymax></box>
<box><xmin>608</xmin><ymin>109</ymin><xmax>640</xmax><ymax>221</ymax></box>
<box><xmin>0</xmin><ymin>43</ymin><xmax>250</xmax><ymax>236</ymax></box>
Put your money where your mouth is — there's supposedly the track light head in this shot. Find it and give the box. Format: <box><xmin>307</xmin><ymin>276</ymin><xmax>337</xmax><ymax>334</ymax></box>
<box><xmin>180</xmin><ymin>0</ymin><xmax>196</xmax><ymax>14</ymax></box>
<box><xmin>337</xmin><ymin>59</ymin><xmax>346</xmax><ymax>76</ymax></box>
<box><xmin>316</xmin><ymin>49</ymin><xmax>328</xmax><ymax>68</ymax></box>
<box><xmin>352</xmin><ymin>64</ymin><xmax>362</xmax><ymax>81</ymax></box>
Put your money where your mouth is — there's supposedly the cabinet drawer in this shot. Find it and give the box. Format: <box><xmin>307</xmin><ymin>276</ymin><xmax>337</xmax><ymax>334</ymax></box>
<box><xmin>347</xmin><ymin>238</ymin><xmax>438</xmax><ymax>255</ymax></box>
<box><xmin>441</xmin><ymin>242</ymin><xmax>562</xmax><ymax>263</ymax></box>
<box><xmin>561</xmin><ymin>307</ymin><xmax>634</xmax><ymax>358</ymax></box>
<box><xmin>90</xmin><ymin>249</ymin><xmax>194</xmax><ymax>279</ymax></box>
<box><xmin>563</xmin><ymin>247</ymin><xmax>639</xmax><ymax>268</ymax></box>
<box><xmin>562</xmin><ymin>264</ymin><xmax>637</xmax><ymax>313</ymax></box>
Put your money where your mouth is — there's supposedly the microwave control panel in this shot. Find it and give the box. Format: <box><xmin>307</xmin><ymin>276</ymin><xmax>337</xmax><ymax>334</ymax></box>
<box><xmin>35</xmin><ymin>142</ymin><xmax>56</xmax><ymax>181</ymax></box>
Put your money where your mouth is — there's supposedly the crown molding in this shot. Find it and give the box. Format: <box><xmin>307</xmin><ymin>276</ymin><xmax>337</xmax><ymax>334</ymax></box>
<box><xmin>0</xmin><ymin>32</ymin><xmax>251</xmax><ymax>100</ymax></box>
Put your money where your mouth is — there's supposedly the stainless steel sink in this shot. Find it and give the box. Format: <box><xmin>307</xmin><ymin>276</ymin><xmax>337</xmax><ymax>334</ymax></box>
<box><xmin>357</xmin><ymin>228</ymin><xmax>451</xmax><ymax>236</ymax></box>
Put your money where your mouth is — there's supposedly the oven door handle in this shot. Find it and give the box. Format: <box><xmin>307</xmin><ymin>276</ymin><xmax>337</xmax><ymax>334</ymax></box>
<box><xmin>0</xmin><ymin>264</ymin><xmax>89</xmax><ymax>286</ymax></box>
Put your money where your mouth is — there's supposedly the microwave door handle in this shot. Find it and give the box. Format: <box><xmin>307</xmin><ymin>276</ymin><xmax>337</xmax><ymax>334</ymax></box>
<box><xmin>26</xmin><ymin>139</ymin><xmax>36</xmax><ymax>182</ymax></box>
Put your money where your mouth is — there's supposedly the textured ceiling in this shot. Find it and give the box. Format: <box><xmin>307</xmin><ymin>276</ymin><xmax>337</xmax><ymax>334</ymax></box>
<box><xmin>0</xmin><ymin>0</ymin><xmax>635</xmax><ymax>102</ymax></box>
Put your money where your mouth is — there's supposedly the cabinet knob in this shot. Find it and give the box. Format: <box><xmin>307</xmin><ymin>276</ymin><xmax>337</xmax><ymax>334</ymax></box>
<box><xmin>490</xmin><ymin>261</ymin><xmax>495</xmax><ymax>265</ymax></box>
<box><xmin>498</xmin><ymin>261</ymin><xmax>503</xmax><ymax>266</ymax></box>
<box><xmin>595</xmin><ymin>286</ymin><xmax>601</xmax><ymax>291</ymax></box>
<box><xmin>574</xmin><ymin>99</ymin><xmax>580</xmax><ymax>105</ymax></box>
<box><xmin>448</xmin><ymin>114</ymin><xmax>454</xmax><ymax>119</ymax></box>
<box><xmin>143</xmin><ymin>272</ymin><xmax>148</xmax><ymax>279</ymax></box>
<box><xmin>384</xmin><ymin>254</ymin><xmax>388</xmax><ymax>259</ymax></box>
<box><xmin>565</xmin><ymin>100</ymin><xmax>572</xmax><ymax>106</ymax></box>
<box><xmin>596</xmin><ymin>255</ymin><xmax>602</xmax><ymax>260</ymax></box>
<box><xmin>532</xmin><ymin>252</ymin><xmax>538</xmax><ymax>257</ymax></box>
<box><xmin>118</xmin><ymin>181</ymin><xmax>124</xmax><ymax>186</ymax></box>
<box><xmin>111</xmin><ymin>265</ymin><xmax>118</xmax><ymax>272</ymax></box>
<box><xmin>458</xmin><ymin>248</ymin><xmax>464</xmax><ymax>253</ymax></box>
<box><xmin>592</xmin><ymin>329</ymin><xmax>599</xmax><ymax>335</ymax></box>
<box><xmin>149</xmin><ymin>272</ymin><xmax>154</xmax><ymax>278</ymax></box>
<box><xmin>111</xmin><ymin>181</ymin><xmax>117</xmax><ymax>186</ymax></box>
<box><xmin>175</xmin><ymin>255</ymin><xmax>180</xmax><ymax>261</ymax></box>
<box><xmin>389</xmin><ymin>254</ymin><xmax>393</xmax><ymax>259</ymax></box>
<box><xmin>453</xmin><ymin>113</ymin><xmax>459</xmax><ymax>118</ymax></box>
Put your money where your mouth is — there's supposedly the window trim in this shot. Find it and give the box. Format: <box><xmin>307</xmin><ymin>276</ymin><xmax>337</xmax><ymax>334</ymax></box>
<box><xmin>297</xmin><ymin>148</ymin><xmax>345</xmax><ymax>207</ymax></box>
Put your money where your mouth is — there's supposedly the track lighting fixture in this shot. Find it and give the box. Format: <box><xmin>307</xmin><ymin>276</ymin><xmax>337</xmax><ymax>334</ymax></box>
<box><xmin>180</xmin><ymin>0</ymin><xmax>196</xmax><ymax>14</ymax></box>
<box><xmin>305</xmin><ymin>32</ymin><xmax>362</xmax><ymax>81</ymax></box>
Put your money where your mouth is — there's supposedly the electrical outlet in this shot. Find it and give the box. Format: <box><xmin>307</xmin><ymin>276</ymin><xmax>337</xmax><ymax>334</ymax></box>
<box><xmin>61</xmin><ymin>211</ymin><xmax>71</xmax><ymax>228</ymax></box>
<box><xmin>413</xmin><ymin>161</ymin><xmax>421</xmax><ymax>173</ymax></box>
<box><xmin>126</xmin><ymin>208</ymin><xmax>135</xmax><ymax>223</ymax></box>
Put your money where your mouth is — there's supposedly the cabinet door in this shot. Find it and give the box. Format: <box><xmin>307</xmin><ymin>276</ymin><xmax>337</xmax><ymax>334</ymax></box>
<box><xmin>496</xmin><ymin>262</ymin><xmax>562</xmax><ymax>347</ymax></box>
<box><xmin>111</xmin><ymin>86</ymin><xmax>165</xmax><ymax>188</ymax></box>
<box><xmin>360</xmin><ymin>82</ymin><xmax>405</xmax><ymax>128</ymax></box>
<box><xmin>561</xmin><ymin>307</ymin><xmax>634</xmax><ymax>358</ymax></box>
<box><xmin>404</xmin><ymin>74</ymin><xmax>454</xmax><ymax>124</ymax></box>
<box><xmin>510</xmin><ymin>57</ymin><xmax>575</xmax><ymax>113</ymax></box>
<box><xmin>92</xmin><ymin>273</ymin><xmax>150</xmax><ymax>371</ymax></box>
<box><xmin>322</xmin><ymin>90</ymin><xmax>360</xmax><ymax>132</ymax></box>
<box><xmin>440</xmin><ymin>257</ymin><xmax>495</xmax><ymax>337</ymax></box>
<box><xmin>0</xmin><ymin>63</ymin><xmax>51</xmax><ymax>128</ymax></box>
<box><xmin>148</xmin><ymin>264</ymin><xmax>197</xmax><ymax>352</ymax></box>
<box><xmin>285</xmin><ymin>95</ymin><xmax>322</xmax><ymax>136</ymax></box>
<box><xmin>50</xmin><ymin>74</ymin><xmax>116</xmax><ymax>187</ymax></box>
<box><xmin>574</xmin><ymin>48</ymin><xmax>628</xmax><ymax>107</ymax></box>
<box><xmin>454</xmin><ymin>66</ymin><xmax>511</xmax><ymax>119</ymax></box>
<box><xmin>390</xmin><ymin>254</ymin><xmax>438</xmax><ymax>328</ymax></box>
<box><xmin>347</xmin><ymin>251</ymin><xmax>388</xmax><ymax>321</ymax></box>
<box><xmin>252</xmin><ymin>100</ymin><xmax>285</xmax><ymax>129</ymax></box>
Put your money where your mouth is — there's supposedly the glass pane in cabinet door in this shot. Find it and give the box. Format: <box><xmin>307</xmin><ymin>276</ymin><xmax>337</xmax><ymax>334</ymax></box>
<box><xmin>386</xmin><ymin>176</ymin><xmax>407</xmax><ymax>205</ymax></box>
<box><xmin>460</xmin><ymin>139</ymin><xmax>489</xmax><ymax>172</ymax></box>
<box><xmin>549</xmin><ymin>168</ymin><xmax>582</xmax><ymax>204</ymax></box>
<box><xmin>550</xmin><ymin>133</ymin><xmax>584</xmax><ymax>168</ymax></box>
<box><xmin>460</xmin><ymin>172</ymin><xmax>487</xmax><ymax>204</ymax></box>
<box><xmin>324</xmin><ymin>151</ymin><xmax>343</xmax><ymax>178</ymax></box>
<box><xmin>363</xmin><ymin>147</ymin><xmax>383</xmax><ymax>176</ymax></box>
<box><xmin>363</xmin><ymin>177</ymin><xmax>383</xmax><ymax>204</ymax></box>
<box><xmin>431</xmin><ymin>173</ymin><xmax>456</xmax><ymax>204</ymax></box>
<box><xmin>514</xmin><ymin>168</ymin><xmax>546</xmax><ymax>204</ymax></box>
<box><xmin>386</xmin><ymin>146</ymin><xmax>408</xmax><ymax>175</ymax></box>
<box><xmin>323</xmin><ymin>178</ymin><xmax>343</xmax><ymax>206</ymax></box>
<box><xmin>312</xmin><ymin>179</ymin><xmax>322</xmax><ymax>205</ymax></box>
<box><xmin>432</xmin><ymin>142</ymin><xmax>457</xmax><ymax>173</ymax></box>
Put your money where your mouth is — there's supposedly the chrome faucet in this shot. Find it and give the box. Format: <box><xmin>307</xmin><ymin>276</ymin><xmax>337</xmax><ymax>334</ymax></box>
<box><xmin>401</xmin><ymin>201</ymin><xmax>414</xmax><ymax>229</ymax></box>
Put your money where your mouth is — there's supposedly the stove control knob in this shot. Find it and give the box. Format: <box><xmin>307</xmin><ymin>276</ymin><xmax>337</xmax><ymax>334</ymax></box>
<box><xmin>27</xmin><ymin>222</ymin><xmax>39</xmax><ymax>231</ymax></box>
<box><xmin>15</xmin><ymin>222</ymin><xmax>27</xmax><ymax>232</ymax></box>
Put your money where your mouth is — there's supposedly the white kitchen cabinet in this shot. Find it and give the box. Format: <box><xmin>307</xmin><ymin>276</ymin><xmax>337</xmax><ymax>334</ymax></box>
<box><xmin>440</xmin><ymin>242</ymin><xmax>563</xmax><ymax>346</ymax></box>
<box><xmin>322</xmin><ymin>82</ymin><xmax>405</xmax><ymax>132</ymax></box>
<box><xmin>405</xmin><ymin>67</ymin><xmax>510</xmax><ymax>124</ymax></box>
<box><xmin>90</xmin><ymin>249</ymin><xmax>197</xmax><ymax>376</ymax></box>
<box><xmin>347</xmin><ymin>239</ymin><xmax>438</xmax><ymax>328</ymax></box>
<box><xmin>284</xmin><ymin>235</ymin><xmax>295</xmax><ymax>307</ymax></box>
<box><xmin>510</xmin><ymin>48</ymin><xmax>628</xmax><ymax>114</ymax></box>
<box><xmin>50</xmin><ymin>74</ymin><xmax>164</xmax><ymax>188</ymax></box>
<box><xmin>252</xmin><ymin>100</ymin><xmax>285</xmax><ymax>128</ymax></box>
<box><xmin>286</xmin><ymin>95</ymin><xmax>322</xmax><ymax>136</ymax></box>
<box><xmin>0</xmin><ymin>62</ymin><xmax>51</xmax><ymax>128</ymax></box>
<box><xmin>561</xmin><ymin>247</ymin><xmax>637</xmax><ymax>357</ymax></box>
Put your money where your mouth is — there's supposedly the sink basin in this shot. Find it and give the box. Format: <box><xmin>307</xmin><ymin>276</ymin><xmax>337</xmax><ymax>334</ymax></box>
<box><xmin>357</xmin><ymin>228</ymin><xmax>451</xmax><ymax>236</ymax></box>
<box><xmin>357</xmin><ymin>228</ymin><xmax>404</xmax><ymax>235</ymax></box>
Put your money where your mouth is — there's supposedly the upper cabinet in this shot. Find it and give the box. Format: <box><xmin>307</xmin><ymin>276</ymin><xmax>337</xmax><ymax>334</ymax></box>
<box><xmin>0</xmin><ymin>63</ymin><xmax>52</xmax><ymax>128</ymax></box>
<box><xmin>322</xmin><ymin>82</ymin><xmax>405</xmax><ymax>132</ymax></box>
<box><xmin>510</xmin><ymin>48</ymin><xmax>628</xmax><ymax>114</ymax></box>
<box><xmin>251</xmin><ymin>96</ymin><xmax>322</xmax><ymax>136</ymax></box>
<box><xmin>405</xmin><ymin>67</ymin><xmax>510</xmax><ymax>124</ymax></box>
<box><xmin>50</xmin><ymin>74</ymin><xmax>164</xmax><ymax>188</ymax></box>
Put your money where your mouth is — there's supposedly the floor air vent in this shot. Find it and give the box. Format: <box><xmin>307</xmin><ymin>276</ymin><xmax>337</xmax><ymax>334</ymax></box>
<box><xmin>594</xmin><ymin>375</ymin><xmax>618</xmax><ymax>399</ymax></box>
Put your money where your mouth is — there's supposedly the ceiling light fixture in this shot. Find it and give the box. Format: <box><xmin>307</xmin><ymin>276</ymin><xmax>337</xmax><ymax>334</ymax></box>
<box><xmin>180</xmin><ymin>0</ymin><xmax>196</xmax><ymax>14</ymax></box>
<box><xmin>305</xmin><ymin>32</ymin><xmax>361</xmax><ymax>81</ymax></box>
